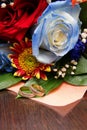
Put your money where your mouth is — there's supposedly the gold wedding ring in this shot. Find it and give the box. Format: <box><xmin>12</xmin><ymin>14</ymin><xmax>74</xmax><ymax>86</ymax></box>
<box><xmin>18</xmin><ymin>84</ymin><xmax>45</xmax><ymax>98</ymax></box>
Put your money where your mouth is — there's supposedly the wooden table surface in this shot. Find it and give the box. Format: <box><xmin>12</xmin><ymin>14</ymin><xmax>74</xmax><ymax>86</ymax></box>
<box><xmin>0</xmin><ymin>90</ymin><xmax>87</xmax><ymax>130</ymax></box>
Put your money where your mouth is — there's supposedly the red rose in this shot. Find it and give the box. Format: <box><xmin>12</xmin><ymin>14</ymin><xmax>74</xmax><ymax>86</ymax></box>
<box><xmin>0</xmin><ymin>0</ymin><xmax>48</xmax><ymax>42</ymax></box>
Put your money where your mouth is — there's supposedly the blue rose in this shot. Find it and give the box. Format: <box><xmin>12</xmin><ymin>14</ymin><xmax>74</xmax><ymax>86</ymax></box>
<box><xmin>32</xmin><ymin>1</ymin><xmax>81</xmax><ymax>64</ymax></box>
<box><xmin>0</xmin><ymin>43</ymin><xmax>13</xmax><ymax>72</ymax></box>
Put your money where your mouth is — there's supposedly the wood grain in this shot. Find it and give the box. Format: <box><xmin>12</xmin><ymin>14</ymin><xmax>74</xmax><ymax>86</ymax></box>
<box><xmin>0</xmin><ymin>90</ymin><xmax>87</xmax><ymax>130</ymax></box>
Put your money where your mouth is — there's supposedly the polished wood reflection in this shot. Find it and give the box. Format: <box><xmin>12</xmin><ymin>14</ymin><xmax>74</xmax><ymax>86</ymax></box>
<box><xmin>0</xmin><ymin>90</ymin><xmax>87</xmax><ymax>130</ymax></box>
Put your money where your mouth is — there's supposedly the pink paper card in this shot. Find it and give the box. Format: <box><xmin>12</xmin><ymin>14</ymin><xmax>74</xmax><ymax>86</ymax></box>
<box><xmin>8</xmin><ymin>82</ymin><xmax>87</xmax><ymax>106</ymax></box>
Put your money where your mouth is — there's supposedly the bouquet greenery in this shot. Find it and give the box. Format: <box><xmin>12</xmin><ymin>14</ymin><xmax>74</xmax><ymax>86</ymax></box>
<box><xmin>0</xmin><ymin>0</ymin><xmax>87</xmax><ymax>98</ymax></box>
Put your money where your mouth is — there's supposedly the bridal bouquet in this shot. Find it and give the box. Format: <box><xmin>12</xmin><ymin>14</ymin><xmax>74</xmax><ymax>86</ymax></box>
<box><xmin>0</xmin><ymin>0</ymin><xmax>87</xmax><ymax>98</ymax></box>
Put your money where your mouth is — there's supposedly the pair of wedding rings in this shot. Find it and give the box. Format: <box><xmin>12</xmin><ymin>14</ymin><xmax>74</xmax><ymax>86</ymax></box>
<box><xmin>18</xmin><ymin>84</ymin><xmax>45</xmax><ymax>98</ymax></box>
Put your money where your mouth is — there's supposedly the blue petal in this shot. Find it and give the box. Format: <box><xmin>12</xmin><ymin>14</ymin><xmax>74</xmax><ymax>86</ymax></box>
<box><xmin>39</xmin><ymin>1</ymin><xmax>80</xmax><ymax>22</ymax></box>
<box><xmin>32</xmin><ymin>1</ymin><xmax>81</xmax><ymax>64</ymax></box>
<box><xmin>0</xmin><ymin>43</ymin><xmax>13</xmax><ymax>72</ymax></box>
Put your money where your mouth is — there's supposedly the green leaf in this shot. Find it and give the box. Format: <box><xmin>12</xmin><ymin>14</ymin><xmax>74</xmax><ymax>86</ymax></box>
<box><xmin>16</xmin><ymin>94</ymin><xmax>22</xmax><ymax>99</ymax></box>
<box><xmin>25</xmin><ymin>76</ymin><xmax>63</xmax><ymax>94</ymax></box>
<box><xmin>64</xmin><ymin>56</ymin><xmax>87</xmax><ymax>86</ymax></box>
<box><xmin>80</xmin><ymin>2</ymin><xmax>87</xmax><ymax>29</ymax></box>
<box><xmin>64</xmin><ymin>74</ymin><xmax>87</xmax><ymax>86</ymax></box>
<box><xmin>0</xmin><ymin>73</ymin><xmax>22</xmax><ymax>90</ymax></box>
<box><xmin>74</xmin><ymin>56</ymin><xmax>87</xmax><ymax>75</ymax></box>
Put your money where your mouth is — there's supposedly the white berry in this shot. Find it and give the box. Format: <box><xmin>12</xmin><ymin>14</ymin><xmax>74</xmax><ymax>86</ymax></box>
<box><xmin>1</xmin><ymin>3</ymin><xmax>6</xmax><ymax>8</ymax></box>
<box><xmin>71</xmin><ymin>71</ymin><xmax>75</xmax><ymax>75</ymax></box>
<box><xmin>84</xmin><ymin>29</ymin><xmax>87</xmax><ymax>33</ymax></box>
<box><xmin>81</xmin><ymin>33</ymin><xmax>87</xmax><ymax>39</ymax></box>
<box><xmin>82</xmin><ymin>38</ymin><xmax>86</xmax><ymax>43</ymax></box>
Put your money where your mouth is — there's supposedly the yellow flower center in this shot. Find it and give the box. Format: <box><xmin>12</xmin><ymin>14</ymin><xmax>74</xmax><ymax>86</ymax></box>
<box><xmin>18</xmin><ymin>48</ymin><xmax>40</xmax><ymax>74</ymax></box>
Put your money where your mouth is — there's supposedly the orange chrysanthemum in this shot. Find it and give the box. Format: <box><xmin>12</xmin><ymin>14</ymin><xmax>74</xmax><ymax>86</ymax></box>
<box><xmin>9</xmin><ymin>38</ymin><xmax>51</xmax><ymax>80</ymax></box>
